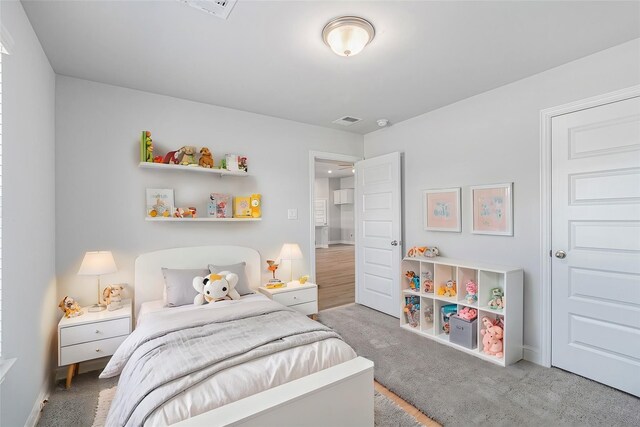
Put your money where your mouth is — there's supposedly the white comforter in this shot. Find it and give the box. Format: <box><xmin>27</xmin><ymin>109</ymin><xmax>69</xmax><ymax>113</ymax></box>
<box><xmin>113</xmin><ymin>295</ymin><xmax>356</xmax><ymax>426</ymax></box>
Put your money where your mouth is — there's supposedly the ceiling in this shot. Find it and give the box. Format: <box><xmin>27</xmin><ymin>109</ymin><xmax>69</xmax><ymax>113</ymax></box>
<box><xmin>21</xmin><ymin>1</ymin><xmax>640</xmax><ymax>134</ymax></box>
<box><xmin>315</xmin><ymin>159</ymin><xmax>354</xmax><ymax>179</ymax></box>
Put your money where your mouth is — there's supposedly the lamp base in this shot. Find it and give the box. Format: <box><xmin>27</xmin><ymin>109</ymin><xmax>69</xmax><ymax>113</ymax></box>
<box><xmin>87</xmin><ymin>304</ymin><xmax>106</xmax><ymax>312</ymax></box>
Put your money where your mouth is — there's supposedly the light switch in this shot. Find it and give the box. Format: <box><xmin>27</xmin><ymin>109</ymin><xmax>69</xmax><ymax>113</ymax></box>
<box><xmin>287</xmin><ymin>209</ymin><xmax>298</xmax><ymax>220</ymax></box>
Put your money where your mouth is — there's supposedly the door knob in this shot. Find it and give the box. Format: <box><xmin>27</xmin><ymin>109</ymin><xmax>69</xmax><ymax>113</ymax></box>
<box><xmin>391</xmin><ymin>240</ymin><xmax>398</xmax><ymax>246</ymax></box>
<box><xmin>555</xmin><ymin>250</ymin><xmax>567</xmax><ymax>259</ymax></box>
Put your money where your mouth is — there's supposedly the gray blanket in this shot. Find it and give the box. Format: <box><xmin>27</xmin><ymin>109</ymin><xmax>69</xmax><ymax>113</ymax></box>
<box><xmin>101</xmin><ymin>300</ymin><xmax>341</xmax><ymax>427</ymax></box>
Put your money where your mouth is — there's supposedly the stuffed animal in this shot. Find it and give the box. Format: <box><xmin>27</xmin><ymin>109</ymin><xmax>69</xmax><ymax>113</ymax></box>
<box><xmin>199</xmin><ymin>147</ymin><xmax>214</xmax><ymax>168</ymax></box>
<box><xmin>457</xmin><ymin>307</ymin><xmax>478</xmax><ymax>321</ymax></box>
<box><xmin>179</xmin><ymin>146</ymin><xmax>197</xmax><ymax>166</ymax></box>
<box><xmin>58</xmin><ymin>296</ymin><xmax>83</xmax><ymax>318</ymax></box>
<box><xmin>163</xmin><ymin>150</ymin><xmax>182</xmax><ymax>164</ymax></box>
<box><xmin>488</xmin><ymin>288</ymin><xmax>505</xmax><ymax>310</ymax></box>
<box><xmin>102</xmin><ymin>285</ymin><xmax>124</xmax><ymax>310</ymax></box>
<box><xmin>405</xmin><ymin>271</ymin><xmax>420</xmax><ymax>291</ymax></box>
<box><xmin>465</xmin><ymin>280</ymin><xmax>478</xmax><ymax>304</ymax></box>
<box><xmin>483</xmin><ymin>324</ymin><xmax>504</xmax><ymax>358</ymax></box>
<box><xmin>193</xmin><ymin>272</ymin><xmax>240</xmax><ymax>305</ymax></box>
<box><xmin>437</xmin><ymin>280</ymin><xmax>457</xmax><ymax>297</ymax></box>
<box><xmin>422</xmin><ymin>271</ymin><xmax>434</xmax><ymax>293</ymax></box>
<box><xmin>407</xmin><ymin>246</ymin><xmax>427</xmax><ymax>257</ymax></box>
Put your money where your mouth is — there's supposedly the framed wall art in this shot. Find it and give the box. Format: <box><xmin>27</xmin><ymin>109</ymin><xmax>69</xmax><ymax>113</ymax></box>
<box><xmin>423</xmin><ymin>187</ymin><xmax>462</xmax><ymax>232</ymax></box>
<box><xmin>471</xmin><ymin>183</ymin><xmax>513</xmax><ymax>236</ymax></box>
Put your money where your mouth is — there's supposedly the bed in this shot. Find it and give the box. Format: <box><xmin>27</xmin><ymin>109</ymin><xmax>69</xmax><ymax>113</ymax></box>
<box><xmin>101</xmin><ymin>246</ymin><xmax>374</xmax><ymax>427</ymax></box>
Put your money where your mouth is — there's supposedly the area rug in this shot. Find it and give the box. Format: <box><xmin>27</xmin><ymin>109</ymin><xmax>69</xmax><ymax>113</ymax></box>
<box><xmin>38</xmin><ymin>371</ymin><xmax>423</xmax><ymax>427</ymax></box>
<box><xmin>318</xmin><ymin>303</ymin><xmax>640</xmax><ymax>427</ymax></box>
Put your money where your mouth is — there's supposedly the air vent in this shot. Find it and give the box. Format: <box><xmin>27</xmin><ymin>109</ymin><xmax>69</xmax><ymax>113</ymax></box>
<box><xmin>332</xmin><ymin>116</ymin><xmax>362</xmax><ymax>126</ymax></box>
<box><xmin>181</xmin><ymin>0</ymin><xmax>237</xmax><ymax>20</ymax></box>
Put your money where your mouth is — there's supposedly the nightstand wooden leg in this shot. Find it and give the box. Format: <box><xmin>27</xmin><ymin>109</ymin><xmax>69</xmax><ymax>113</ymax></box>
<box><xmin>65</xmin><ymin>364</ymin><xmax>75</xmax><ymax>389</ymax></box>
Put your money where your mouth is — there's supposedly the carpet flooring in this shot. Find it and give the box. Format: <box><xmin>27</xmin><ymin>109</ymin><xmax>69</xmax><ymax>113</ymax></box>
<box><xmin>37</xmin><ymin>370</ymin><xmax>422</xmax><ymax>427</ymax></box>
<box><xmin>318</xmin><ymin>303</ymin><xmax>640</xmax><ymax>427</ymax></box>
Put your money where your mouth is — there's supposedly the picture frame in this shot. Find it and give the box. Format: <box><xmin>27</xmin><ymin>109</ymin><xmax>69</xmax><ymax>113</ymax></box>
<box><xmin>423</xmin><ymin>188</ymin><xmax>462</xmax><ymax>232</ymax></box>
<box><xmin>470</xmin><ymin>183</ymin><xmax>513</xmax><ymax>236</ymax></box>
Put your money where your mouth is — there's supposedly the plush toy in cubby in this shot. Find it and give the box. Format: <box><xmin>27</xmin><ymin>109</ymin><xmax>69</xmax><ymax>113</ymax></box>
<box><xmin>440</xmin><ymin>304</ymin><xmax>457</xmax><ymax>334</ymax></box>
<box><xmin>405</xmin><ymin>271</ymin><xmax>420</xmax><ymax>292</ymax></box>
<box><xmin>480</xmin><ymin>315</ymin><xmax>505</xmax><ymax>358</ymax></box>
<box><xmin>403</xmin><ymin>296</ymin><xmax>420</xmax><ymax>328</ymax></box>
<box><xmin>437</xmin><ymin>279</ymin><xmax>457</xmax><ymax>297</ymax></box>
<box><xmin>421</xmin><ymin>271</ymin><xmax>434</xmax><ymax>293</ymax></box>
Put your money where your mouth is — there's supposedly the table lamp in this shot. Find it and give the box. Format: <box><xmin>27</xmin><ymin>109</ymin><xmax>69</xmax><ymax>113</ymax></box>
<box><xmin>78</xmin><ymin>251</ymin><xmax>117</xmax><ymax>312</ymax></box>
<box><xmin>279</xmin><ymin>243</ymin><xmax>303</xmax><ymax>284</ymax></box>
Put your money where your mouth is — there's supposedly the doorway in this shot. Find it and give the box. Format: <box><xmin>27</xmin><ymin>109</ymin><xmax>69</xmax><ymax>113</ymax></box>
<box><xmin>543</xmin><ymin>89</ymin><xmax>640</xmax><ymax>396</ymax></box>
<box><xmin>313</xmin><ymin>157</ymin><xmax>357</xmax><ymax>310</ymax></box>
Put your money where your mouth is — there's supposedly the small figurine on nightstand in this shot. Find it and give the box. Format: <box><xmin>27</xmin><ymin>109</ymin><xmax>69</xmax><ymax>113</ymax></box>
<box><xmin>58</xmin><ymin>296</ymin><xmax>83</xmax><ymax>318</ymax></box>
<box><xmin>102</xmin><ymin>285</ymin><xmax>124</xmax><ymax>311</ymax></box>
<box><xmin>465</xmin><ymin>280</ymin><xmax>478</xmax><ymax>304</ymax></box>
<box><xmin>488</xmin><ymin>288</ymin><xmax>505</xmax><ymax>310</ymax></box>
<box><xmin>266</xmin><ymin>259</ymin><xmax>279</xmax><ymax>279</ymax></box>
<box><xmin>405</xmin><ymin>271</ymin><xmax>420</xmax><ymax>291</ymax></box>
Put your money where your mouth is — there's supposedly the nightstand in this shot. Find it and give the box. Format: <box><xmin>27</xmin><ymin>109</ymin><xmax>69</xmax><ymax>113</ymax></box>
<box><xmin>258</xmin><ymin>282</ymin><xmax>318</xmax><ymax>319</ymax></box>
<box><xmin>58</xmin><ymin>300</ymin><xmax>132</xmax><ymax>388</ymax></box>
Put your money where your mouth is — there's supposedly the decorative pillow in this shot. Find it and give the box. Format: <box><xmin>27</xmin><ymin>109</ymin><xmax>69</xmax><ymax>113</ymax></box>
<box><xmin>208</xmin><ymin>262</ymin><xmax>253</xmax><ymax>296</ymax></box>
<box><xmin>162</xmin><ymin>268</ymin><xmax>209</xmax><ymax>307</ymax></box>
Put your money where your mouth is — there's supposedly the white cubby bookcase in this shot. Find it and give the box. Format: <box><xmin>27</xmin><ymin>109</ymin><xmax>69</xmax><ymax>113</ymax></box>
<box><xmin>400</xmin><ymin>257</ymin><xmax>523</xmax><ymax>366</ymax></box>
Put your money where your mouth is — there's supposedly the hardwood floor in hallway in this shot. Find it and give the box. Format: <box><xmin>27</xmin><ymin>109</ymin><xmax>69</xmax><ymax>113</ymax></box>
<box><xmin>316</xmin><ymin>244</ymin><xmax>355</xmax><ymax>310</ymax></box>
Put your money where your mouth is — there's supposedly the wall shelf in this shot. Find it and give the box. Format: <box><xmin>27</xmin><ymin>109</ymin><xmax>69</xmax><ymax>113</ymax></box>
<box><xmin>138</xmin><ymin>162</ymin><xmax>249</xmax><ymax>177</ymax></box>
<box><xmin>401</xmin><ymin>256</ymin><xmax>523</xmax><ymax>367</ymax></box>
<box><xmin>145</xmin><ymin>217</ymin><xmax>261</xmax><ymax>222</ymax></box>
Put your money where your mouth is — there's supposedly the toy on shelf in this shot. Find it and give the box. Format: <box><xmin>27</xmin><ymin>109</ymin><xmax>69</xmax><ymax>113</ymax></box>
<box><xmin>457</xmin><ymin>306</ymin><xmax>478</xmax><ymax>321</ymax></box>
<box><xmin>437</xmin><ymin>279</ymin><xmax>457</xmax><ymax>297</ymax></box>
<box><xmin>440</xmin><ymin>304</ymin><xmax>457</xmax><ymax>334</ymax></box>
<box><xmin>153</xmin><ymin>155</ymin><xmax>164</xmax><ymax>163</ymax></box>
<box><xmin>179</xmin><ymin>146</ymin><xmax>197</xmax><ymax>166</ymax></box>
<box><xmin>199</xmin><ymin>147</ymin><xmax>214</xmax><ymax>168</ymax></box>
<box><xmin>480</xmin><ymin>316</ymin><xmax>504</xmax><ymax>358</ymax></box>
<box><xmin>488</xmin><ymin>288</ymin><xmax>505</xmax><ymax>310</ymax></box>
<box><xmin>250</xmin><ymin>194</ymin><xmax>262</xmax><ymax>218</ymax></box>
<box><xmin>149</xmin><ymin>198</ymin><xmax>171</xmax><ymax>217</ymax></box>
<box><xmin>174</xmin><ymin>207</ymin><xmax>197</xmax><ymax>218</ymax></box>
<box><xmin>423</xmin><ymin>306</ymin><xmax>433</xmax><ymax>324</ymax></box>
<box><xmin>421</xmin><ymin>271</ymin><xmax>434</xmax><ymax>293</ymax></box>
<box><xmin>210</xmin><ymin>193</ymin><xmax>232</xmax><ymax>218</ymax></box>
<box><xmin>140</xmin><ymin>131</ymin><xmax>153</xmax><ymax>162</ymax></box>
<box><xmin>465</xmin><ymin>280</ymin><xmax>478</xmax><ymax>304</ymax></box>
<box><xmin>238</xmin><ymin>156</ymin><xmax>248</xmax><ymax>172</ymax></box>
<box><xmin>266</xmin><ymin>259</ymin><xmax>279</xmax><ymax>280</ymax></box>
<box><xmin>234</xmin><ymin>196</ymin><xmax>252</xmax><ymax>218</ymax></box>
<box><xmin>406</xmin><ymin>246</ymin><xmax>440</xmax><ymax>258</ymax></box>
<box><xmin>58</xmin><ymin>296</ymin><xmax>83</xmax><ymax>318</ymax></box>
<box><xmin>405</xmin><ymin>271</ymin><xmax>420</xmax><ymax>292</ymax></box>
<box><xmin>163</xmin><ymin>149</ymin><xmax>182</xmax><ymax>164</ymax></box>
<box><xmin>404</xmin><ymin>296</ymin><xmax>420</xmax><ymax>328</ymax></box>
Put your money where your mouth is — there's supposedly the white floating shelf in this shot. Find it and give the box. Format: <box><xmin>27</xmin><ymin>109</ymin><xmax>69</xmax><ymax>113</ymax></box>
<box><xmin>145</xmin><ymin>217</ymin><xmax>261</xmax><ymax>222</ymax></box>
<box><xmin>138</xmin><ymin>162</ymin><xmax>249</xmax><ymax>177</ymax></box>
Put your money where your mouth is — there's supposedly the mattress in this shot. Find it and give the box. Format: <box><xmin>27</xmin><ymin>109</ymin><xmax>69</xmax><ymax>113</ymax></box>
<box><xmin>126</xmin><ymin>295</ymin><xmax>356</xmax><ymax>426</ymax></box>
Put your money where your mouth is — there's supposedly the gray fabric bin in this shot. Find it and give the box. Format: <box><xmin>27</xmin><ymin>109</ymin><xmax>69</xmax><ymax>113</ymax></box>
<box><xmin>450</xmin><ymin>315</ymin><xmax>477</xmax><ymax>349</ymax></box>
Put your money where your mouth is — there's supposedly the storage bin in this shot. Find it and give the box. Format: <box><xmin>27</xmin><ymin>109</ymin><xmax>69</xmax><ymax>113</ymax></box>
<box><xmin>450</xmin><ymin>315</ymin><xmax>477</xmax><ymax>349</ymax></box>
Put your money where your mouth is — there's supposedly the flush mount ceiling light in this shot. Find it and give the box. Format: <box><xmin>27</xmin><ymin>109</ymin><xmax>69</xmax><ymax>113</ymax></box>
<box><xmin>322</xmin><ymin>16</ymin><xmax>375</xmax><ymax>57</ymax></box>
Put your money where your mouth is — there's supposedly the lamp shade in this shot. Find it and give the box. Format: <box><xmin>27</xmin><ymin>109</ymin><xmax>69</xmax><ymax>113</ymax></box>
<box><xmin>279</xmin><ymin>243</ymin><xmax>303</xmax><ymax>261</ymax></box>
<box><xmin>78</xmin><ymin>251</ymin><xmax>117</xmax><ymax>276</ymax></box>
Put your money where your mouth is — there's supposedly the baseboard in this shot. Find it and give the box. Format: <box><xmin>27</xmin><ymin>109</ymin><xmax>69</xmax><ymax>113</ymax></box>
<box><xmin>328</xmin><ymin>240</ymin><xmax>355</xmax><ymax>245</ymax></box>
<box><xmin>54</xmin><ymin>357</ymin><xmax>110</xmax><ymax>381</ymax></box>
<box><xmin>315</xmin><ymin>244</ymin><xmax>329</xmax><ymax>249</ymax></box>
<box><xmin>25</xmin><ymin>378</ymin><xmax>52</xmax><ymax>427</ymax></box>
<box><xmin>523</xmin><ymin>345</ymin><xmax>542</xmax><ymax>366</ymax></box>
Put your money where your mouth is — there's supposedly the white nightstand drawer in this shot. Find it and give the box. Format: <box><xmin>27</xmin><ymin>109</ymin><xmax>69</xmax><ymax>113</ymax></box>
<box><xmin>60</xmin><ymin>317</ymin><xmax>130</xmax><ymax>347</ymax></box>
<box><xmin>290</xmin><ymin>301</ymin><xmax>318</xmax><ymax>316</ymax></box>
<box><xmin>60</xmin><ymin>335</ymin><xmax>127</xmax><ymax>366</ymax></box>
<box><xmin>272</xmin><ymin>288</ymin><xmax>316</xmax><ymax>307</ymax></box>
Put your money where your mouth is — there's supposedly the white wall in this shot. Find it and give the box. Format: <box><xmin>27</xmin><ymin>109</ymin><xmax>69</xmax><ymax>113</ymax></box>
<box><xmin>1</xmin><ymin>1</ymin><xmax>57</xmax><ymax>426</ymax></box>
<box><xmin>56</xmin><ymin>76</ymin><xmax>363</xmax><ymax>305</ymax></box>
<box><xmin>364</xmin><ymin>39</ymin><xmax>640</xmax><ymax>364</ymax></box>
<box><xmin>339</xmin><ymin>177</ymin><xmax>355</xmax><ymax>243</ymax></box>
<box><xmin>327</xmin><ymin>178</ymin><xmax>342</xmax><ymax>242</ymax></box>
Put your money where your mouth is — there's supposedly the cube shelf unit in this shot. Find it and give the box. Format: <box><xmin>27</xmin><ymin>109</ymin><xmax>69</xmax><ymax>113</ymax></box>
<box><xmin>400</xmin><ymin>257</ymin><xmax>523</xmax><ymax>366</ymax></box>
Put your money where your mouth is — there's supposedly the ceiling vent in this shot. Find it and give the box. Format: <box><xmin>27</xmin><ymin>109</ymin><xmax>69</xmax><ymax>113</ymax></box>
<box><xmin>181</xmin><ymin>0</ymin><xmax>237</xmax><ymax>20</ymax></box>
<box><xmin>332</xmin><ymin>116</ymin><xmax>362</xmax><ymax>126</ymax></box>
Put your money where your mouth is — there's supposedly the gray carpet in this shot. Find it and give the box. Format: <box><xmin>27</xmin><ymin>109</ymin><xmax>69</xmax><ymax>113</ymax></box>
<box><xmin>318</xmin><ymin>303</ymin><xmax>640</xmax><ymax>427</ymax></box>
<box><xmin>37</xmin><ymin>371</ymin><xmax>422</xmax><ymax>427</ymax></box>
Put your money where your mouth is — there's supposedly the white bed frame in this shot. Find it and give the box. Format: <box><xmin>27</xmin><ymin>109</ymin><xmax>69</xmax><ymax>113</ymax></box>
<box><xmin>134</xmin><ymin>246</ymin><xmax>374</xmax><ymax>427</ymax></box>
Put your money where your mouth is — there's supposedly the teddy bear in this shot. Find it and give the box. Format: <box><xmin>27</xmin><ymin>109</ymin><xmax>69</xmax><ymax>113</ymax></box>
<box><xmin>192</xmin><ymin>272</ymin><xmax>240</xmax><ymax>305</ymax></box>
<box><xmin>58</xmin><ymin>296</ymin><xmax>83</xmax><ymax>318</ymax></box>
<box><xmin>199</xmin><ymin>147</ymin><xmax>214</xmax><ymax>168</ymax></box>
<box><xmin>437</xmin><ymin>279</ymin><xmax>457</xmax><ymax>297</ymax></box>
<box><xmin>483</xmin><ymin>324</ymin><xmax>504</xmax><ymax>358</ymax></box>
<box><xmin>488</xmin><ymin>287</ymin><xmax>505</xmax><ymax>310</ymax></box>
<box><xmin>102</xmin><ymin>285</ymin><xmax>124</xmax><ymax>311</ymax></box>
<box><xmin>179</xmin><ymin>146</ymin><xmax>197</xmax><ymax>166</ymax></box>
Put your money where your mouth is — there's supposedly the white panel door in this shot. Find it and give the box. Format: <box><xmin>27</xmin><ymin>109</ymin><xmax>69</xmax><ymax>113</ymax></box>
<box><xmin>551</xmin><ymin>96</ymin><xmax>640</xmax><ymax>396</ymax></box>
<box><xmin>355</xmin><ymin>152</ymin><xmax>402</xmax><ymax>317</ymax></box>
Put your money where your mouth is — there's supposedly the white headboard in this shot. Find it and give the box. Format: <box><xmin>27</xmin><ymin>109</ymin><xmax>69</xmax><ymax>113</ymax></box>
<box><xmin>134</xmin><ymin>245</ymin><xmax>261</xmax><ymax>318</ymax></box>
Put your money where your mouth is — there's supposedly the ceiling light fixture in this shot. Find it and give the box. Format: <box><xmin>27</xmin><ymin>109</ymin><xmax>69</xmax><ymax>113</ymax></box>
<box><xmin>328</xmin><ymin>170</ymin><xmax>333</xmax><ymax>174</ymax></box>
<box><xmin>322</xmin><ymin>16</ymin><xmax>375</xmax><ymax>57</ymax></box>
